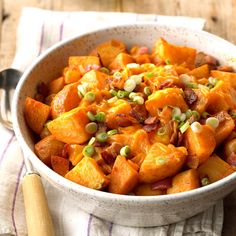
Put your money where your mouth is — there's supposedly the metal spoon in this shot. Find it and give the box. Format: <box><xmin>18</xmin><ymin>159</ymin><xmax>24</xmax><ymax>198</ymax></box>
<box><xmin>0</xmin><ymin>68</ymin><xmax>55</xmax><ymax>236</ymax></box>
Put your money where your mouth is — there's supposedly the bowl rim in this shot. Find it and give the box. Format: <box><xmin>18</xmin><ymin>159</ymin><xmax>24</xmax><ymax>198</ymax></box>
<box><xmin>13</xmin><ymin>22</ymin><xmax>236</xmax><ymax>203</ymax></box>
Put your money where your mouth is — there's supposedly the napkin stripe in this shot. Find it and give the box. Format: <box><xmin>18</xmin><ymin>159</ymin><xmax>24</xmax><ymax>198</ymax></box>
<box><xmin>109</xmin><ymin>222</ymin><xmax>113</xmax><ymax>236</ymax></box>
<box><xmin>87</xmin><ymin>214</ymin><xmax>93</xmax><ymax>236</ymax></box>
<box><xmin>11</xmin><ymin>160</ymin><xmax>25</xmax><ymax>236</ymax></box>
<box><xmin>0</xmin><ymin>133</ymin><xmax>15</xmax><ymax>165</ymax></box>
<box><xmin>37</xmin><ymin>22</ymin><xmax>45</xmax><ymax>56</ymax></box>
<box><xmin>59</xmin><ymin>21</ymin><xmax>64</xmax><ymax>41</ymax></box>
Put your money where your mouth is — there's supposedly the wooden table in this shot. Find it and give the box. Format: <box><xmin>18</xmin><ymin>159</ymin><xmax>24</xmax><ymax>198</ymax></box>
<box><xmin>0</xmin><ymin>0</ymin><xmax>236</xmax><ymax>235</ymax></box>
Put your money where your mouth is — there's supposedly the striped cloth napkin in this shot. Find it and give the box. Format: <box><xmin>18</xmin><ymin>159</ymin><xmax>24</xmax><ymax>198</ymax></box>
<box><xmin>0</xmin><ymin>7</ymin><xmax>223</xmax><ymax>236</ymax></box>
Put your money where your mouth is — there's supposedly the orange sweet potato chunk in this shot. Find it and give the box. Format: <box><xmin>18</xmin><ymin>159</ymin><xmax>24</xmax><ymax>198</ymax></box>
<box><xmin>109</xmin><ymin>52</ymin><xmax>134</xmax><ymax>71</ymax></box>
<box><xmin>64</xmin><ymin>69</ymin><xmax>81</xmax><ymax>84</ymax></box>
<box><xmin>198</xmin><ymin>154</ymin><xmax>234</xmax><ymax>183</ymax></box>
<box><xmin>109</xmin><ymin>155</ymin><xmax>139</xmax><ymax>194</ymax></box>
<box><xmin>152</xmin><ymin>38</ymin><xmax>196</xmax><ymax>69</ymax></box>
<box><xmin>145</xmin><ymin>88</ymin><xmax>188</xmax><ymax>116</ymax></box>
<box><xmin>66</xmin><ymin>144</ymin><xmax>84</xmax><ymax>166</ymax></box>
<box><xmin>139</xmin><ymin>143</ymin><xmax>187</xmax><ymax>183</ymax></box>
<box><xmin>96</xmin><ymin>39</ymin><xmax>126</xmax><ymax>67</ymax></box>
<box><xmin>51</xmin><ymin>82</ymin><xmax>81</xmax><ymax>119</ymax></box>
<box><xmin>211</xmin><ymin>70</ymin><xmax>236</xmax><ymax>89</ymax></box>
<box><xmin>167</xmin><ymin>169</ymin><xmax>200</xmax><ymax>194</ymax></box>
<box><xmin>188</xmin><ymin>64</ymin><xmax>209</xmax><ymax>79</ymax></box>
<box><xmin>48</xmin><ymin>77</ymin><xmax>65</xmax><ymax>95</ymax></box>
<box><xmin>65</xmin><ymin>157</ymin><xmax>109</xmax><ymax>190</ymax></box>
<box><xmin>34</xmin><ymin>135</ymin><xmax>65</xmax><ymax>166</ymax></box>
<box><xmin>134</xmin><ymin>184</ymin><xmax>165</xmax><ymax>196</ymax></box>
<box><xmin>51</xmin><ymin>155</ymin><xmax>69</xmax><ymax>176</ymax></box>
<box><xmin>25</xmin><ymin>97</ymin><xmax>51</xmax><ymax>134</ymax></box>
<box><xmin>184</xmin><ymin>125</ymin><xmax>216</xmax><ymax>168</ymax></box>
<box><xmin>47</xmin><ymin>107</ymin><xmax>91</xmax><ymax>144</ymax></box>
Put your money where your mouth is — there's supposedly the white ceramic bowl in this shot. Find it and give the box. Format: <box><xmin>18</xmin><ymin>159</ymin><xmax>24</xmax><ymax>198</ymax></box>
<box><xmin>12</xmin><ymin>23</ymin><xmax>236</xmax><ymax>227</ymax></box>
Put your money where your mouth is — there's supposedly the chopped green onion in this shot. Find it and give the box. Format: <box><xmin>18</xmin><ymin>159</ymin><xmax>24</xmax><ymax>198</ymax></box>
<box><xmin>117</xmin><ymin>90</ymin><xmax>126</xmax><ymax>98</ymax></box>
<box><xmin>88</xmin><ymin>137</ymin><xmax>96</xmax><ymax>145</ymax></box>
<box><xmin>100</xmin><ymin>67</ymin><xmax>110</xmax><ymax>74</ymax></box>
<box><xmin>144</xmin><ymin>86</ymin><xmax>151</xmax><ymax>96</ymax></box>
<box><xmin>185</xmin><ymin>109</ymin><xmax>192</xmax><ymax>119</ymax></box>
<box><xmin>123</xmin><ymin>91</ymin><xmax>130</xmax><ymax>97</ymax></box>
<box><xmin>133</xmin><ymin>96</ymin><xmax>144</xmax><ymax>105</ymax></box>
<box><xmin>180</xmin><ymin>121</ymin><xmax>190</xmax><ymax>133</ymax></box>
<box><xmin>84</xmin><ymin>92</ymin><xmax>96</xmax><ymax>102</ymax></box>
<box><xmin>129</xmin><ymin>92</ymin><xmax>137</xmax><ymax>100</ymax></box>
<box><xmin>83</xmin><ymin>145</ymin><xmax>95</xmax><ymax>157</ymax></box>
<box><xmin>124</xmin><ymin>79</ymin><xmax>136</xmax><ymax>92</ymax></box>
<box><xmin>87</xmin><ymin>111</ymin><xmax>96</xmax><ymax>121</ymax></box>
<box><xmin>120</xmin><ymin>145</ymin><xmax>131</xmax><ymax>157</ymax></box>
<box><xmin>179</xmin><ymin>74</ymin><xmax>191</xmax><ymax>84</ymax></box>
<box><xmin>96</xmin><ymin>132</ymin><xmax>108</xmax><ymax>142</ymax></box>
<box><xmin>208</xmin><ymin>77</ymin><xmax>218</xmax><ymax>86</ymax></box>
<box><xmin>146</xmin><ymin>72</ymin><xmax>154</xmax><ymax>78</ymax></box>
<box><xmin>157</xmin><ymin>126</ymin><xmax>167</xmax><ymax>136</ymax></box>
<box><xmin>77</xmin><ymin>84</ymin><xmax>88</xmax><ymax>97</ymax></box>
<box><xmin>107</xmin><ymin>129</ymin><xmax>118</xmax><ymax>136</ymax></box>
<box><xmin>172</xmin><ymin>107</ymin><xmax>181</xmax><ymax>121</ymax></box>
<box><xmin>206</xmin><ymin>117</ymin><xmax>219</xmax><ymax>129</ymax></box>
<box><xmin>186</xmin><ymin>83</ymin><xmax>198</xmax><ymax>89</ymax></box>
<box><xmin>202</xmin><ymin>111</ymin><xmax>210</xmax><ymax>119</ymax></box>
<box><xmin>201</xmin><ymin>177</ymin><xmax>210</xmax><ymax>186</ymax></box>
<box><xmin>109</xmin><ymin>89</ymin><xmax>117</xmax><ymax>97</ymax></box>
<box><xmin>206</xmin><ymin>83</ymin><xmax>214</xmax><ymax>89</ymax></box>
<box><xmin>85</xmin><ymin>122</ymin><xmax>98</xmax><ymax>134</ymax></box>
<box><xmin>190</xmin><ymin>121</ymin><xmax>202</xmax><ymax>133</ymax></box>
<box><xmin>95</xmin><ymin>112</ymin><xmax>106</xmax><ymax>122</ymax></box>
<box><xmin>107</xmin><ymin>96</ymin><xmax>118</xmax><ymax>104</ymax></box>
<box><xmin>192</xmin><ymin>110</ymin><xmax>200</xmax><ymax>120</ymax></box>
<box><xmin>130</xmin><ymin>75</ymin><xmax>142</xmax><ymax>85</ymax></box>
<box><xmin>113</xmin><ymin>71</ymin><xmax>122</xmax><ymax>79</ymax></box>
<box><xmin>198</xmin><ymin>84</ymin><xmax>210</xmax><ymax>90</ymax></box>
<box><xmin>165</xmin><ymin>59</ymin><xmax>171</xmax><ymax>65</ymax></box>
<box><xmin>126</xmin><ymin>63</ymin><xmax>139</xmax><ymax>68</ymax></box>
<box><xmin>180</xmin><ymin>113</ymin><xmax>187</xmax><ymax>122</ymax></box>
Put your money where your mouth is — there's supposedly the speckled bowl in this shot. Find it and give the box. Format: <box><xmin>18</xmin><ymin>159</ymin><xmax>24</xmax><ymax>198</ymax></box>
<box><xmin>12</xmin><ymin>23</ymin><xmax>236</xmax><ymax>227</ymax></box>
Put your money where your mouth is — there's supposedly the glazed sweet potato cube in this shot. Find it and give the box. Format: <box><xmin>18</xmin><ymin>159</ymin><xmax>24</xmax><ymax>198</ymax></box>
<box><xmin>79</xmin><ymin>70</ymin><xmax>109</xmax><ymax>90</ymax></box>
<box><xmin>65</xmin><ymin>157</ymin><xmax>109</xmax><ymax>190</ymax></box>
<box><xmin>109</xmin><ymin>155</ymin><xmax>139</xmax><ymax>194</ymax></box>
<box><xmin>139</xmin><ymin>143</ymin><xmax>187</xmax><ymax>183</ymax></box>
<box><xmin>211</xmin><ymin>70</ymin><xmax>236</xmax><ymax>89</ymax></box>
<box><xmin>198</xmin><ymin>154</ymin><xmax>234</xmax><ymax>183</ymax></box>
<box><xmin>184</xmin><ymin>125</ymin><xmax>216</xmax><ymax>168</ymax></box>
<box><xmin>51</xmin><ymin>155</ymin><xmax>69</xmax><ymax>176</ymax></box>
<box><xmin>66</xmin><ymin>144</ymin><xmax>84</xmax><ymax>166</ymax></box>
<box><xmin>191</xmin><ymin>87</ymin><xmax>209</xmax><ymax>114</ymax></box>
<box><xmin>167</xmin><ymin>169</ymin><xmax>200</xmax><ymax>194</ymax></box>
<box><xmin>109</xmin><ymin>52</ymin><xmax>134</xmax><ymax>71</ymax></box>
<box><xmin>68</xmin><ymin>56</ymin><xmax>101</xmax><ymax>74</ymax></box>
<box><xmin>187</xmin><ymin>64</ymin><xmax>209</xmax><ymax>79</ymax></box>
<box><xmin>214</xmin><ymin>111</ymin><xmax>235</xmax><ymax>146</ymax></box>
<box><xmin>134</xmin><ymin>184</ymin><xmax>165</xmax><ymax>196</ymax></box>
<box><xmin>48</xmin><ymin>76</ymin><xmax>65</xmax><ymax>95</ymax></box>
<box><xmin>96</xmin><ymin>39</ymin><xmax>126</xmax><ymax>67</ymax></box>
<box><xmin>47</xmin><ymin>107</ymin><xmax>91</xmax><ymax>144</ymax></box>
<box><xmin>51</xmin><ymin>81</ymin><xmax>81</xmax><ymax>119</ymax></box>
<box><xmin>25</xmin><ymin>97</ymin><xmax>51</xmax><ymax>134</ymax></box>
<box><xmin>145</xmin><ymin>88</ymin><xmax>188</xmax><ymax>116</ymax></box>
<box><xmin>64</xmin><ymin>69</ymin><xmax>81</xmax><ymax>84</ymax></box>
<box><xmin>34</xmin><ymin>135</ymin><xmax>65</xmax><ymax>166</ymax></box>
<box><xmin>152</xmin><ymin>38</ymin><xmax>196</xmax><ymax>69</ymax></box>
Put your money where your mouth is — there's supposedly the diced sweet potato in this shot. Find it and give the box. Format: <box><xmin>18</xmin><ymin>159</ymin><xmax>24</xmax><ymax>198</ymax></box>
<box><xmin>64</xmin><ymin>69</ymin><xmax>81</xmax><ymax>84</ymax></box>
<box><xmin>69</xmin><ymin>56</ymin><xmax>101</xmax><ymax>74</ymax></box>
<box><xmin>51</xmin><ymin>82</ymin><xmax>81</xmax><ymax>119</ymax></box>
<box><xmin>96</xmin><ymin>39</ymin><xmax>126</xmax><ymax>67</ymax></box>
<box><xmin>48</xmin><ymin>77</ymin><xmax>65</xmax><ymax>95</ymax></box>
<box><xmin>167</xmin><ymin>169</ymin><xmax>200</xmax><ymax>194</ymax></box>
<box><xmin>188</xmin><ymin>64</ymin><xmax>209</xmax><ymax>79</ymax></box>
<box><xmin>198</xmin><ymin>154</ymin><xmax>234</xmax><ymax>183</ymax></box>
<box><xmin>134</xmin><ymin>184</ymin><xmax>165</xmax><ymax>196</ymax></box>
<box><xmin>109</xmin><ymin>155</ymin><xmax>139</xmax><ymax>194</ymax></box>
<box><xmin>214</xmin><ymin>111</ymin><xmax>235</xmax><ymax>146</ymax></box>
<box><xmin>66</xmin><ymin>144</ymin><xmax>84</xmax><ymax>166</ymax></box>
<box><xmin>211</xmin><ymin>70</ymin><xmax>236</xmax><ymax>89</ymax></box>
<box><xmin>51</xmin><ymin>155</ymin><xmax>69</xmax><ymax>176</ymax></box>
<box><xmin>139</xmin><ymin>143</ymin><xmax>187</xmax><ymax>183</ymax></box>
<box><xmin>34</xmin><ymin>135</ymin><xmax>65</xmax><ymax>166</ymax></box>
<box><xmin>65</xmin><ymin>157</ymin><xmax>109</xmax><ymax>190</ymax></box>
<box><xmin>47</xmin><ymin>107</ymin><xmax>91</xmax><ymax>144</ymax></box>
<box><xmin>79</xmin><ymin>70</ymin><xmax>109</xmax><ymax>90</ymax></box>
<box><xmin>184</xmin><ymin>125</ymin><xmax>216</xmax><ymax>168</ymax></box>
<box><xmin>152</xmin><ymin>38</ymin><xmax>196</xmax><ymax>69</ymax></box>
<box><xmin>25</xmin><ymin>97</ymin><xmax>51</xmax><ymax>134</ymax></box>
<box><xmin>109</xmin><ymin>52</ymin><xmax>134</xmax><ymax>71</ymax></box>
<box><xmin>191</xmin><ymin>87</ymin><xmax>209</xmax><ymax>114</ymax></box>
<box><xmin>145</xmin><ymin>88</ymin><xmax>188</xmax><ymax>116</ymax></box>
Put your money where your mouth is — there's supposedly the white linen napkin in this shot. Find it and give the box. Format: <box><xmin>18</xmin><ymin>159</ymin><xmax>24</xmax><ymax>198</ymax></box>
<box><xmin>0</xmin><ymin>7</ymin><xmax>223</xmax><ymax>236</ymax></box>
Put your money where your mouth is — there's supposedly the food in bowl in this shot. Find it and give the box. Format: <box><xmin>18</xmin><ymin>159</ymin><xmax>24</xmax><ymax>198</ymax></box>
<box><xmin>24</xmin><ymin>37</ymin><xmax>236</xmax><ymax>196</ymax></box>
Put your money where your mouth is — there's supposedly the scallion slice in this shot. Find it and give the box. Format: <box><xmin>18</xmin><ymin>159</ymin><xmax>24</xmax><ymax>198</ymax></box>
<box><xmin>206</xmin><ymin>117</ymin><xmax>219</xmax><ymax>129</ymax></box>
<box><xmin>190</xmin><ymin>121</ymin><xmax>202</xmax><ymax>133</ymax></box>
<box><xmin>180</xmin><ymin>121</ymin><xmax>190</xmax><ymax>133</ymax></box>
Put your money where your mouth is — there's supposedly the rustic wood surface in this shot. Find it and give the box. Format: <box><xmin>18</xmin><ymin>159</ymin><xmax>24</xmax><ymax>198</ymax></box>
<box><xmin>0</xmin><ymin>0</ymin><xmax>236</xmax><ymax>235</ymax></box>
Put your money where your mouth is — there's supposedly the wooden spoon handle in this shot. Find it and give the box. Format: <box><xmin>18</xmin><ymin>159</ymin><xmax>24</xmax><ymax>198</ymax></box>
<box><xmin>22</xmin><ymin>173</ymin><xmax>55</xmax><ymax>236</ymax></box>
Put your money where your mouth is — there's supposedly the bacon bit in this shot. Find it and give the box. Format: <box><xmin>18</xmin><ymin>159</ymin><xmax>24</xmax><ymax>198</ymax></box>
<box><xmin>85</xmin><ymin>64</ymin><xmax>101</xmax><ymax>72</ymax></box>
<box><xmin>195</xmin><ymin>52</ymin><xmax>219</xmax><ymax>69</ymax></box>
<box><xmin>217</xmin><ymin>65</ymin><xmax>234</xmax><ymax>72</ymax></box>
<box><xmin>37</xmin><ymin>82</ymin><xmax>49</xmax><ymax>98</ymax></box>
<box><xmin>226</xmin><ymin>152</ymin><xmax>236</xmax><ymax>167</ymax></box>
<box><xmin>93</xmin><ymin>141</ymin><xmax>107</xmax><ymax>147</ymax></box>
<box><xmin>184</xmin><ymin>88</ymin><xmax>198</xmax><ymax>106</ymax></box>
<box><xmin>151</xmin><ymin>178</ymin><xmax>172</xmax><ymax>190</ymax></box>
<box><xmin>143</xmin><ymin>123</ymin><xmax>158</xmax><ymax>132</ymax></box>
<box><xmin>115</xmin><ymin>114</ymin><xmax>137</xmax><ymax>127</ymax></box>
<box><xmin>144</xmin><ymin>116</ymin><xmax>158</xmax><ymax>125</ymax></box>
<box><xmin>159</xmin><ymin>80</ymin><xmax>174</xmax><ymax>89</ymax></box>
<box><xmin>177</xmin><ymin>132</ymin><xmax>184</xmax><ymax>147</ymax></box>
<box><xmin>214</xmin><ymin>111</ymin><xmax>227</xmax><ymax>123</ymax></box>
<box><xmin>101</xmin><ymin>142</ymin><xmax>122</xmax><ymax>164</ymax></box>
<box><xmin>34</xmin><ymin>93</ymin><xmax>44</xmax><ymax>102</ymax></box>
<box><xmin>130</xmin><ymin>105</ymin><xmax>148</xmax><ymax>123</ymax></box>
<box><xmin>169</xmin><ymin>121</ymin><xmax>178</xmax><ymax>145</ymax></box>
<box><xmin>61</xmin><ymin>144</ymin><xmax>69</xmax><ymax>159</ymax></box>
<box><xmin>137</xmin><ymin>46</ymin><xmax>149</xmax><ymax>55</ymax></box>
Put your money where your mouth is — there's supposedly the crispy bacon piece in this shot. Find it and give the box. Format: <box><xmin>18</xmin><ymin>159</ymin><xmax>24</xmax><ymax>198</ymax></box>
<box><xmin>144</xmin><ymin>116</ymin><xmax>158</xmax><ymax>125</ymax></box>
<box><xmin>159</xmin><ymin>80</ymin><xmax>174</xmax><ymax>89</ymax></box>
<box><xmin>115</xmin><ymin>113</ymin><xmax>137</xmax><ymax>127</ymax></box>
<box><xmin>143</xmin><ymin>123</ymin><xmax>158</xmax><ymax>132</ymax></box>
<box><xmin>184</xmin><ymin>88</ymin><xmax>198</xmax><ymax>106</ymax></box>
<box><xmin>217</xmin><ymin>65</ymin><xmax>234</xmax><ymax>72</ymax></box>
<box><xmin>130</xmin><ymin>105</ymin><xmax>148</xmax><ymax>123</ymax></box>
<box><xmin>195</xmin><ymin>52</ymin><xmax>219</xmax><ymax>69</ymax></box>
<box><xmin>151</xmin><ymin>178</ymin><xmax>172</xmax><ymax>190</ymax></box>
<box><xmin>226</xmin><ymin>152</ymin><xmax>236</xmax><ymax>167</ymax></box>
<box><xmin>101</xmin><ymin>142</ymin><xmax>122</xmax><ymax>164</ymax></box>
